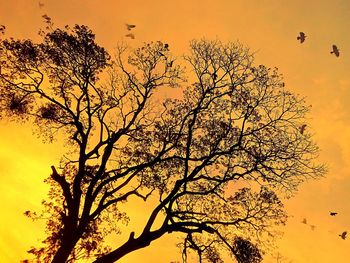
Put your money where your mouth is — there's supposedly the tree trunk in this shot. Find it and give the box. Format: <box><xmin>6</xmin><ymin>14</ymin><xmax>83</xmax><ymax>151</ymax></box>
<box><xmin>51</xmin><ymin>226</ymin><xmax>81</xmax><ymax>263</ymax></box>
<box><xmin>51</xmin><ymin>239</ymin><xmax>77</xmax><ymax>263</ymax></box>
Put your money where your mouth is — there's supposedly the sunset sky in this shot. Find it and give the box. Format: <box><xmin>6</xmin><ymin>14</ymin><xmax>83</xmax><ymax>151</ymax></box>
<box><xmin>1</xmin><ymin>0</ymin><xmax>350</xmax><ymax>262</ymax></box>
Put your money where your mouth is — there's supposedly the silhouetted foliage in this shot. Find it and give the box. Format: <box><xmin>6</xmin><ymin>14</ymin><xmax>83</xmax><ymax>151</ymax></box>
<box><xmin>0</xmin><ymin>20</ymin><xmax>325</xmax><ymax>263</ymax></box>
<box><xmin>232</xmin><ymin>237</ymin><xmax>262</xmax><ymax>263</ymax></box>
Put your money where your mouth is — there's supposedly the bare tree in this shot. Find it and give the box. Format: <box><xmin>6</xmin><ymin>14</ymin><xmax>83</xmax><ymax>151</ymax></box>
<box><xmin>0</xmin><ymin>22</ymin><xmax>325</xmax><ymax>263</ymax></box>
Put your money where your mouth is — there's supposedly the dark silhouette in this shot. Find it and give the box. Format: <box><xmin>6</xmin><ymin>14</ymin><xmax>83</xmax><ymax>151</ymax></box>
<box><xmin>301</xmin><ymin>218</ymin><xmax>308</xmax><ymax>224</ymax></box>
<box><xmin>330</xmin><ymin>212</ymin><xmax>338</xmax><ymax>216</ymax></box>
<box><xmin>330</xmin><ymin>45</ymin><xmax>340</xmax><ymax>57</ymax></box>
<box><xmin>0</xmin><ymin>22</ymin><xmax>325</xmax><ymax>263</ymax></box>
<box><xmin>125</xmin><ymin>23</ymin><xmax>136</xmax><ymax>31</ymax></box>
<box><xmin>300</xmin><ymin>124</ymin><xmax>307</xmax><ymax>134</ymax></box>
<box><xmin>232</xmin><ymin>237</ymin><xmax>262</xmax><ymax>263</ymax></box>
<box><xmin>125</xmin><ymin>33</ymin><xmax>135</xmax><ymax>39</ymax></box>
<box><xmin>310</xmin><ymin>225</ymin><xmax>316</xmax><ymax>231</ymax></box>
<box><xmin>339</xmin><ymin>231</ymin><xmax>347</xmax><ymax>240</ymax></box>
<box><xmin>164</xmin><ymin>43</ymin><xmax>169</xmax><ymax>50</ymax></box>
<box><xmin>297</xmin><ymin>32</ymin><xmax>306</xmax><ymax>43</ymax></box>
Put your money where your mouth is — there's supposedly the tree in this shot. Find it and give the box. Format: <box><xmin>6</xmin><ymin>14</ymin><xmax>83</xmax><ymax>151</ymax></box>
<box><xmin>0</xmin><ymin>22</ymin><xmax>325</xmax><ymax>263</ymax></box>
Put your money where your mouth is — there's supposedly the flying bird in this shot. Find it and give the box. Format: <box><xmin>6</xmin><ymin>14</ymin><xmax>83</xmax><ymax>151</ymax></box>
<box><xmin>297</xmin><ymin>32</ymin><xmax>306</xmax><ymax>43</ymax></box>
<box><xmin>330</xmin><ymin>45</ymin><xmax>340</xmax><ymax>57</ymax></box>
<box><xmin>330</xmin><ymin>212</ymin><xmax>338</xmax><ymax>216</ymax></box>
<box><xmin>125</xmin><ymin>33</ymin><xmax>135</xmax><ymax>39</ymax></box>
<box><xmin>339</xmin><ymin>231</ymin><xmax>347</xmax><ymax>240</ymax></box>
<box><xmin>299</xmin><ymin>124</ymin><xmax>307</xmax><ymax>134</ymax></box>
<box><xmin>125</xmin><ymin>23</ymin><xmax>136</xmax><ymax>31</ymax></box>
<box><xmin>301</xmin><ymin>218</ymin><xmax>307</xmax><ymax>224</ymax></box>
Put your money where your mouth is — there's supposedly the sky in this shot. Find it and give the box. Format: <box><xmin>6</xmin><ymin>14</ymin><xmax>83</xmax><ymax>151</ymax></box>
<box><xmin>0</xmin><ymin>0</ymin><xmax>350</xmax><ymax>262</ymax></box>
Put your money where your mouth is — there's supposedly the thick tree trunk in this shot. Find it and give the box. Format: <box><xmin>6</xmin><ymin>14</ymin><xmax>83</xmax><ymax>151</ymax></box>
<box><xmin>93</xmin><ymin>230</ymin><xmax>165</xmax><ymax>263</ymax></box>
<box><xmin>51</xmin><ymin>236</ymin><xmax>78</xmax><ymax>263</ymax></box>
<box><xmin>51</xmin><ymin>221</ymin><xmax>82</xmax><ymax>263</ymax></box>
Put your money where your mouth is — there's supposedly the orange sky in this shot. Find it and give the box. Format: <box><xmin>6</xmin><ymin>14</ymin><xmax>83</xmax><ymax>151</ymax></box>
<box><xmin>1</xmin><ymin>0</ymin><xmax>350</xmax><ymax>262</ymax></box>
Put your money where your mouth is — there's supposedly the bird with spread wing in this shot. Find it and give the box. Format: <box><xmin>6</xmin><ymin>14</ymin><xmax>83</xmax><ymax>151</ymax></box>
<box><xmin>297</xmin><ymin>32</ymin><xmax>306</xmax><ymax>43</ymax></box>
<box><xmin>339</xmin><ymin>231</ymin><xmax>347</xmax><ymax>240</ymax></box>
<box><xmin>125</xmin><ymin>33</ymin><xmax>135</xmax><ymax>39</ymax></box>
<box><xmin>125</xmin><ymin>23</ymin><xmax>136</xmax><ymax>31</ymax></box>
<box><xmin>330</xmin><ymin>45</ymin><xmax>340</xmax><ymax>57</ymax></box>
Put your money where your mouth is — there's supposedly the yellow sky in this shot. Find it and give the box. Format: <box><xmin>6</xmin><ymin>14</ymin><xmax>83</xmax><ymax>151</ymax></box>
<box><xmin>1</xmin><ymin>0</ymin><xmax>350</xmax><ymax>262</ymax></box>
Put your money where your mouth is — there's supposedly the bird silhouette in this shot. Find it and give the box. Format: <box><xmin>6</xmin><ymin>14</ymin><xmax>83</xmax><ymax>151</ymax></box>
<box><xmin>339</xmin><ymin>231</ymin><xmax>347</xmax><ymax>240</ymax></box>
<box><xmin>297</xmin><ymin>32</ymin><xmax>306</xmax><ymax>43</ymax></box>
<box><xmin>330</xmin><ymin>45</ymin><xmax>340</xmax><ymax>57</ymax></box>
<box><xmin>299</xmin><ymin>124</ymin><xmax>307</xmax><ymax>134</ymax></box>
<box><xmin>164</xmin><ymin>43</ymin><xmax>169</xmax><ymax>50</ymax></box>
<box><xmin>125</xmin><ymin>23</ymin><xmax>136</xmax><ymax>31</ymax></box>
<box><xmin>330</xmin><ymin>212</ymin><xmax>338</xmax><ymax>216</ymax></box>
<box><xmin>125</xmin><ymin>33</ymin><xmax>135</xmax><ymax>39</ymax></box>
<box><xmin>301</xmin><ymin>218</ymin><xmax>307</xmax><ymax>224</ymax></box>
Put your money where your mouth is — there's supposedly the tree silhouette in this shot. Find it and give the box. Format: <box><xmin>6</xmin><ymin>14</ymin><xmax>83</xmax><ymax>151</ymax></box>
<box><xmin>0</xmin><ymin>22</ymin><xmax>325</xmax><ymax>263</ymax></box>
